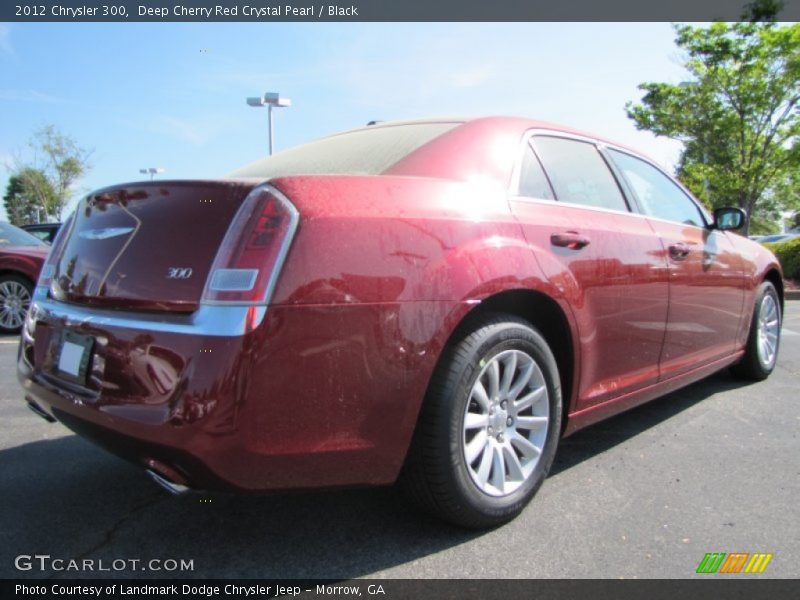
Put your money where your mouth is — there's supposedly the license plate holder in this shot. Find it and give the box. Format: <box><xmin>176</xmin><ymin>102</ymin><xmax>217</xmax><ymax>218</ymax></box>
<box><xmin>54</xmin><ymin>330</ymin><xmax>94</xmax><ymax>385</ymax></box>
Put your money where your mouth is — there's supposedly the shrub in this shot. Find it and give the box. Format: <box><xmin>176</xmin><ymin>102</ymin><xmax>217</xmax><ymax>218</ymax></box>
<box><xmin>764</xmin><ymin>238</ymin><xmax>800</xmax><ymax>281</ymax></box>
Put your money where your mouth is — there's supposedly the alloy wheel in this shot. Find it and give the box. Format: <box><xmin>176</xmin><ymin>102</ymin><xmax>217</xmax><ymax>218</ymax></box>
<box><xmin>0</xmin><ymin>280</ymin><xmax>31</xmax><ymax>331</ymax></box>
<box><xmin>462</xmin><ymin>349</ymin><xmax>550</xmax><ymax>497</ymax></box>
<box><xmin>757</xmin><ymin>293</ymin><xmax>780</xmax><ymax>369</ymax></box>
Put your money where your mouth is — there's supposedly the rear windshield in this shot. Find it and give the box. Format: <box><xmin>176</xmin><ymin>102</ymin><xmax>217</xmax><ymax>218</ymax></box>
<box><xmin>0</xmin><ymin>222</ymin><xmax>46</xmax><ymax>247</ymax></box>
<box><xmin>228</xmin><ymin>122</ymin><xmax>459</xmax><ymax>179</ymax></box>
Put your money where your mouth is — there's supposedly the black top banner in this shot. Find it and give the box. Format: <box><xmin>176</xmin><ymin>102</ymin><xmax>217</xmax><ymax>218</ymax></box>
<box><xmin>3</xmin><ymin>0</ymin><xmax>800</xmax><ymax>22</ymax></box>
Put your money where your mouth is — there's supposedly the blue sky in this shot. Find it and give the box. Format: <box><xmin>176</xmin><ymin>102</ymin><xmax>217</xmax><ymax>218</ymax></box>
<box><xmin>0</xmin><ymin>22</ymin><xmax>689</xmax><ymax>221</ymax></box>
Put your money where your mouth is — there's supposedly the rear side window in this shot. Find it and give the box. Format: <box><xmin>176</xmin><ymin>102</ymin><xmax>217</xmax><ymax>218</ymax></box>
<box><xmin>533</xmin><ymin>136</ymin><xmax>628</xmax><ymax>212</ymax></box>
<box><xmin>608</xmin><ymin>149</ymin><xmax>705</xmax><ymax>227</ymax></box>
<box><xmin>517</xmin><ymin>145</ymin><xmax>555</xmax><ymax>200</ymax></box>
<box><xmin>29</xmin><ymin>230</ymin><xmax>50</xmax><ymax>243</ymax></box>
<box><xmin>0</xmin><ymin>223</ymin><xmax>46</xmax><ymax>247</ymax></box>
<box><xmin>228</xmin><ymin>122</ymin><xmax>459</xmax><ymax>179</ymax></box>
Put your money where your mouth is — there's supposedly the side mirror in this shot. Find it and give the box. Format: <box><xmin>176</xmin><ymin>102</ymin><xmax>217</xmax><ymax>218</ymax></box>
<box><xmin>713</xmin><ymin>207</ymin><xmax>746</xmax><ymax>231</ymax></box>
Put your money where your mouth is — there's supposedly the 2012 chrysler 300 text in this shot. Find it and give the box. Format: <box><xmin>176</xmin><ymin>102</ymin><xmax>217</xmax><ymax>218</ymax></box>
<box><xmin>18</xmin><ymin>117</ymin><xmax>783</xmax><ymax>528</ymax></box>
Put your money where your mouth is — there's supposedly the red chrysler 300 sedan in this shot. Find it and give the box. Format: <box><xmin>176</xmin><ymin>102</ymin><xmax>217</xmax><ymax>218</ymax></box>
<box><xmin>0</xmin><ymin>222</ymin><xmax>48</xmax><ymax>334</ymax></box>
<box><xmin>18</xmin><ymin>118</ymin><xmax>783</xmax><ymax>527</ymax></box>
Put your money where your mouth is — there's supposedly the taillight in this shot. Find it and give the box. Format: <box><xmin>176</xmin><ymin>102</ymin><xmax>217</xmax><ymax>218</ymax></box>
<box><xmin>202</xmin><ymin>184</ymin><xmax>299</xmax><ymax>305</ymax></box>
<box><xmin>38</xmin><ymin>212</ymin><xmax>76</xmax><ymax>289</ymax></box>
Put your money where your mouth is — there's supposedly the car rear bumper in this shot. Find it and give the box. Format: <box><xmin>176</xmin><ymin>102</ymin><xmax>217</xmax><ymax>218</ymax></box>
<box><xmin>18</xmin><ymin>288</ymin><xmax>269</xmax><ymax>491</ymax></box>
<box><xmin>18</xmin><ymin>288</ymin><xmax>454</xmax><ymax>492</ymax></box>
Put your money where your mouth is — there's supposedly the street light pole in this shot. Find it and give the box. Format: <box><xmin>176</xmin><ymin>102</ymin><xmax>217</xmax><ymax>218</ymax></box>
<box><xmin>268</xmin><ymin>103</ymin><xmax>274</xmax><ymax>155</ymax></box>
<box><xmin>247</xmin><ymin>92</ymin><xmax>291</xmax><ymax>155</ymax></box>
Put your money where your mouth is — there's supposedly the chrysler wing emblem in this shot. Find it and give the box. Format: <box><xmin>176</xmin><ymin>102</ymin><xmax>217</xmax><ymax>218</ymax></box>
<box><xmin>78</xmin><ymin>227</ymin><xmax>135</xmax><ymax>240</ymax></box>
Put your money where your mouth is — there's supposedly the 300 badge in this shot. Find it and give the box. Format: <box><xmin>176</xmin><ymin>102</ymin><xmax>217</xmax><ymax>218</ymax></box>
<box><xmin>166</xmin><ymin>267</ymin><xmax>193</xmax><ymax>280</ymax></box>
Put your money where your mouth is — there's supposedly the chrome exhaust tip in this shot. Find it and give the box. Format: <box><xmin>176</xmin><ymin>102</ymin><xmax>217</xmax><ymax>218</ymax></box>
<box><xmin>26</xmin><ymin>400</ymin><xmax>56</xmax><ymax>423</ymax></box>
<box><xmin>146</xmin><ymin>469</ymin><xmax>190</xmax><ymax>495</ymax></box>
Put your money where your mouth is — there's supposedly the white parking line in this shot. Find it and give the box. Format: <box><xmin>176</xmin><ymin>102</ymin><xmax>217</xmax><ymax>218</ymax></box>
<box><xmin>0</xmin><ymin>340</ymin><xmax>19</xmax><ymax>345</ymax></box>
<box><xmin>782</xmin><ymin>328</ymin><xmax>799</xmax><ymax>336</ymax></box>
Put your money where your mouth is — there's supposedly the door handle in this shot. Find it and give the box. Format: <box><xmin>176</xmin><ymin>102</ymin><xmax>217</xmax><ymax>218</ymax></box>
<box><xmin>551</xmin><ymin>231</ymin><xmax>591</xmax><ymax>250</ymax></box>
<box><xmin>668</xmin><ymin>242</ymin><xmax>691</xmax><ymax>260</ymax></box>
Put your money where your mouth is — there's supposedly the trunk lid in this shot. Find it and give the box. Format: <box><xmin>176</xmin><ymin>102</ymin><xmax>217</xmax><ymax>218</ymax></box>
<box><xmin>52</xmin><ymin>180</ymin><xmax>256</xmax><ymax>312</ymax></box>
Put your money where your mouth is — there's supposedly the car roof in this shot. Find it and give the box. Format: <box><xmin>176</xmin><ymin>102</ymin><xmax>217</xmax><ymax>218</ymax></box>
<box><xmin>358</xmin><ymin>116</ymin><xmax>651</xmax><ymax>159</ymax></box>
<box><xmin>374</xmin><ymin>116</ymin><xmax>661</xmax><ymax>186</ymax></box>
<box><xmin>230</xmin><ymin>116</ymin><xmax>664</xmax><ymax>186</ymax></box>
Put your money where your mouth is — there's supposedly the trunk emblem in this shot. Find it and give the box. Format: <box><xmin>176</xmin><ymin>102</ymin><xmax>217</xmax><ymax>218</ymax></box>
<box><xmin>78</xmin><ymin>227</ymin><xmax>135</xmax><ymax>240</ymax></box>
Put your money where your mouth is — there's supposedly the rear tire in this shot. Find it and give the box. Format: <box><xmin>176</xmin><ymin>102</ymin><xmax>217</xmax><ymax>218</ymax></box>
<box><xmin>731</xmin><ymin>281</ymin><xmax>781</xmax><ymax>381</ymax></box>
<box><xmin>400</xmin><ymin>314</ymin><xmax>562</xmax><ymax>529</ymax></box>
<box><xmin>0</xmin><ymin>274</ymin><xmax>33</xmax><ymax>334</ymax></box>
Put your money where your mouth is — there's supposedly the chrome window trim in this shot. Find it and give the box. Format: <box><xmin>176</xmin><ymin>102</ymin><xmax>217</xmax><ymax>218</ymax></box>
<box><xmin>509</xmin><ymin>129</ymin><xmax>634</xmax><ymax>216</ymax></box>
<box><xmin>508</xmin><ymin>128</ymin><xmax>713</xmax><ymax>230</ymax></box>
<box><xmin>604</xmin><ymin>146</ymin><xmax>712</xmax><ymax>229</ymax></box>
<box><xmin>510</xmin><ymin>194</ymin><xmax>652</xmax><ymax>219</ymax></box>
<box><xmin>508</xmin><ymin>194</ymin><xmax>714</xmax><ymax>235</ymax></box>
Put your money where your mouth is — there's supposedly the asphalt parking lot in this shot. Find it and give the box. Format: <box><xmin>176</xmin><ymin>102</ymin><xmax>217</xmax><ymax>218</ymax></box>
<box><xmin>1</xmin><ymin>302</ymin><xmax>798</xmax><ymax>580</ymax></box>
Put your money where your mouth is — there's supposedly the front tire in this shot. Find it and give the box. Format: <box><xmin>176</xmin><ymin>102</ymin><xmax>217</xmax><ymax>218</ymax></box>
<box><xmin>731</xmin><ymin>281</ymin><xmax>781</xmax><ymax>381</ymax></box>
<box><xmin>400</xmin><ymin>314</ymin><xmax>562</xmax><ymax>529</ymax></box>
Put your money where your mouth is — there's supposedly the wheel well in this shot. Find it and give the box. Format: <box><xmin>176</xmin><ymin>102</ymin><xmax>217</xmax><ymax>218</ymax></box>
<box><xmin>445</xmin><ymin>289</ymin><xmax>575</xmax><ymax>433</ymax></box>
<box><xmin>764</xmin><ymin>269</ymin><xmax>784</xmax><ymax>313</ymax></box>
<box><xmin>0</xmin><ymin>270</ymin><xmax>34</xmax><ymax>286</ymax></box>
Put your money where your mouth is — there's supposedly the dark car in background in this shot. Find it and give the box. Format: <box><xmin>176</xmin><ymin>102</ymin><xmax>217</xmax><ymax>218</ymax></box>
<box><xmin>17</xmin><ymin>117</ymin><xmax>784</xmax><ymax>528</ymax></box>
<box><xmin>0</xmin><ymin>222</ymin><xmax>48</xmax><ymax>334</ymax></box>
<box><xmin>22</xmin><ymin>223</ymin><xmax>62</xmax><ymax>245</ymax></box>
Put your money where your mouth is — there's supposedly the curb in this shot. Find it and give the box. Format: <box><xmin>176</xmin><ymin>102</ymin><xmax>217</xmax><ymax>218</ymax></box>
<box><xmin>786</xmin><ymin>290</ymin><xmax>800</xmax><ymax>301</ymax></box>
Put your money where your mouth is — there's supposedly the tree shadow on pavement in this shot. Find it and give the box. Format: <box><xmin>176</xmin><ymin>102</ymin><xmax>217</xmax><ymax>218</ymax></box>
<box><xmin>0</xmin><ymin>434</ymin><xmax>478</xmax><ymax>580</ymax></box>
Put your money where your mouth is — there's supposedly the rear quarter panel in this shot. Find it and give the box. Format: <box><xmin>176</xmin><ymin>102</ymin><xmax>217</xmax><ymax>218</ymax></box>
<box><xmin>237</xmin><ymin>175</ymin><xmax>575</xmax><ymax>485</ymax></box>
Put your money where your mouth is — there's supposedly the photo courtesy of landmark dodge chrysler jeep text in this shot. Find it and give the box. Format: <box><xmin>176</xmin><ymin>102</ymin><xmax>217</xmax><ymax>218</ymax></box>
<box><xmin>18</xmin><ymin>117</ymin><xmax>784</xmax><ymax>528</ymax></box>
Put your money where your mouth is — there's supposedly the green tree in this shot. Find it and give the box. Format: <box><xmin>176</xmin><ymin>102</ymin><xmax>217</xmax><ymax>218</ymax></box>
<box><xmin>626</xmin><ymin>18</ymin><xmax>800</xmax><ymax>234</ymax></box>
<box><xmin>2</xmin><ymin>168</ymin><xmax>56</xmax><ymax>226</ymax></box>
<box><xmin>13</xmin><ymin>125</ymin><xmax>91</xmax><ymax>221</ymax></box>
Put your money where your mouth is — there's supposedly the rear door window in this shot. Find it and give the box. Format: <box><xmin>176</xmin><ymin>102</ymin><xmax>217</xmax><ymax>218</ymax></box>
<box><xmin>532</xmin><ymin>136</ymin><xmax>629</xmax><ymax>212</ymax></box>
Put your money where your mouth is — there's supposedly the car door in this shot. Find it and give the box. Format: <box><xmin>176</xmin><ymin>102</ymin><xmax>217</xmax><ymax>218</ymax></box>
<box><xmin>606</xmin><ymin>148</ymin><xmax>745</xmax><ymax>379</ymax></box>
<box><xmin>510</xmin><ymin>133</ymin><xmax>670</xmax><ymax>411</ymax></box>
